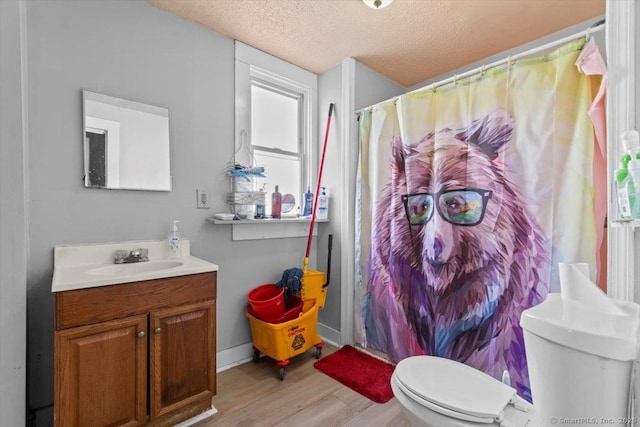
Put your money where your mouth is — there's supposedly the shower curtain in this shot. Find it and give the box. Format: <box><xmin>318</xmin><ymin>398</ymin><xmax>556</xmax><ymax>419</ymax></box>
<box><xmin>355</xmin><ymin>38</ymin><xmax>606</xmax><ymax>402</ymax></box>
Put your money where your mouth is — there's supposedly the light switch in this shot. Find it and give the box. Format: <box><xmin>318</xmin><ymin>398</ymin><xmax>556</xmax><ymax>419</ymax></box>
<box><xmin>196</xmin><ymin>188</ymin><xmax>210</xmax><ymax>209</ymax></box>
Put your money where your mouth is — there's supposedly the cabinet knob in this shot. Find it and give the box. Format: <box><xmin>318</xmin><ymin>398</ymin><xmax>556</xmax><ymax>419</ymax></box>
<box><xmin>154</xmin><ymin>327</ymin><xmax>162</xmax><ymax>334</ymax></box>
<box><xmin>137</xmin><ymin>331</ymin><xmax>146</xmax><ymax>338</ymax></box>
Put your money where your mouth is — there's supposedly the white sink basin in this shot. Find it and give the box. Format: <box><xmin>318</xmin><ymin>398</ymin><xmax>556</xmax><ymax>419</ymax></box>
<box><xmin>52</xmin><ymin>240</ymin><xmax>219</xmax><ymax>292</ymax></box>
<box><xmin>87</xmin><ymin>260</ymin><xmax>184</xmax><ymax>277</ymax></box>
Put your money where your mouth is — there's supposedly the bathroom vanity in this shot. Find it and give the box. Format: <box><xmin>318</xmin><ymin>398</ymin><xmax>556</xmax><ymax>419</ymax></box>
<box><xmin>52</xmin><ymin>241</ymin><xmax>218</xmax><ymax>426</ymax></box>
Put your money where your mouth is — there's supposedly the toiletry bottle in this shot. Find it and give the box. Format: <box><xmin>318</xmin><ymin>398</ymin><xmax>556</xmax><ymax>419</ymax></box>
<box><xmin>255</xmin><ymin>203</ymin><xmax>265</xmax><ymax>219</ymax></box>
<box><xmin>255</xmin><ymin>184</ymin><xmax>266</xmax><ymax>219</ymax></box>
<box><xmin>303</xmin><ymin>186</ymin><xmax>314</xmax><ymax>217</ymax></box>
<box><xmin>616</xmin><ymin>167</ymin><xmax>632</xmax><ymax>219</ymax></box>
<box><xmin>622</xmin><ymin>130</ymin><xmax>640</xmax><ymax>164</ymax></box>
<box><xmin>628</xmin><ymin>159</ymin><xmax>640</xmax><ymax>219</ymax></box>
<box><xmin>271</xmin><ymin>185</ymin><xmax>282</xmax><ymax>219</ymax></box>
<box><xmin>316</xmin><ymin>187</ymin><xmax>329</xmax><ymax>219</ymax></box>
<box><xmin>168</xmin><ymin>220</ymin><xmax>182</xmax><ymax>258</ymax></box>
<box><xmin>617</xmin><ymin>130</ymin><xmax>640</xmax><ymax>219</ymax></box>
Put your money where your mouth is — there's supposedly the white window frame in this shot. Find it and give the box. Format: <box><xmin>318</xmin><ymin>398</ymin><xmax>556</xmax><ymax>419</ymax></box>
<box><xmin>606</xmin><ymin>0</ymin><xmax>638</xmax><ymax>302</ymax></box>
<box><xmin>234</xmin><ymin>41</ymin><xmax>317</xmax><ymax>208</ymax></box>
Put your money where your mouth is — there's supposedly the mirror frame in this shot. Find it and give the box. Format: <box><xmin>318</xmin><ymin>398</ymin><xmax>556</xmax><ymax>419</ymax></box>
<box><xmin>82</xmin><ymin>89</ymin><xmax>172</xmax><ymax>191</ymax></box>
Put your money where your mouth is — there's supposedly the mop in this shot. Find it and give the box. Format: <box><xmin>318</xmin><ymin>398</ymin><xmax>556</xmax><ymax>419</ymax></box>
<box><xmin>276</xmin><ymin>103</ymin><xmax>335</xmax><ymax>296</ymax></box>
<box><xmin>303</xmin><ymin>103</ymin><xmax>334</xmax><ymax>273</ymax></box>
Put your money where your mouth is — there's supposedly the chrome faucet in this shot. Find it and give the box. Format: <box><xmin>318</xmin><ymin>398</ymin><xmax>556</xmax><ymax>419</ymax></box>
<box><xmin>114</xmin><ymin>248</ymin><xmax>149</xmax><ymax>264</ymax></box>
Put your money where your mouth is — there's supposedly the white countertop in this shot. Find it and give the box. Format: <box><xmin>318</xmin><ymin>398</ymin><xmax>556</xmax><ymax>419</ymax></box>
<box><xmin>52</xmin><ymin>240</ymin><xmax>218</xmax><ymax>293</ymax></box>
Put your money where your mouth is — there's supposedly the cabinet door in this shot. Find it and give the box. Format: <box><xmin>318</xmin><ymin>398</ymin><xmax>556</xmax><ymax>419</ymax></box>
<box><xmin>54</xmin><ymin>314</ymin><xmax>147</xmax><ymax>427</ymax></box>
<box><xmin>150</xmin><ymin>300</ymin><xmax>216</xmax><ymax>419</ymax></box>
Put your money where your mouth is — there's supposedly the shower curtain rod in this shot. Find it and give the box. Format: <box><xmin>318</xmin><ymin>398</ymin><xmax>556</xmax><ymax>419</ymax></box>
<box><xmin>355</xmin><ymin>20</ymin><xmax>605</xmax><ymax>114</ymax></box>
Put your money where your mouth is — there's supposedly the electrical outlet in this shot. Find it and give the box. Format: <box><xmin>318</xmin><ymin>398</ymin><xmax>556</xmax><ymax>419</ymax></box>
<box><xmin>196</xmin><ymin>188</ymin><xmax>210</xmax><ymax>209</ymax></box>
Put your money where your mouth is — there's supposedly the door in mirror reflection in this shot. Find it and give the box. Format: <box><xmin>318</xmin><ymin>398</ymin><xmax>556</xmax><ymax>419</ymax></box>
<box><xmin>83</xmin><ymin>90</ymin><xmax>172</xmax><ymax>191</ymax></box>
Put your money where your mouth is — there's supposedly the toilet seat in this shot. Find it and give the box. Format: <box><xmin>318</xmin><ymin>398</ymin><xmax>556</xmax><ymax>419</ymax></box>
<box><xmin>394</xmin><ymin>356</ymin><xmax>523</xmax><ymax>424</ymax></box>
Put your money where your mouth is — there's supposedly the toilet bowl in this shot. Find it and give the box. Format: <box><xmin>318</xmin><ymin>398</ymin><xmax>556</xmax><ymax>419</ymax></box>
<box><xmin>391</xmin><ymin>356</ymin><xmax>534</xmax><ymax>427</ymax></box>
<box><xmin>391</xmin><ymin>266</ymin><xmax>640</xmax><ymax>427</ymax></box>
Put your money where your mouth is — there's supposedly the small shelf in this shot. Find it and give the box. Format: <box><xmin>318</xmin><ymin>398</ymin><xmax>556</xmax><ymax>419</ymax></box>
<box><xmin>207</xmin><ymin>217</ymin><xmax>328</xmax><ymax>241</ymax></box>
<box><xmin>207</xmin><ymin>217</ymin><xmax>327</xmax><ymax>225</ymax></box>
<box><xmin>610</xmin><ymin>219</ymin><xmax>640</xmax><ymax>229</ymax></box>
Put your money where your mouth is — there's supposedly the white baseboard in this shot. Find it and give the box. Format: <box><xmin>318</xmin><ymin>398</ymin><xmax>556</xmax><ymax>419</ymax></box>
<box><xmin>216</xmin><ymin>342</ymin><xmax>255</xmax><ymax>373</ymax></box>
<box><xmin>216</xmin><ymin>322</ymin><xmax>341</xmax><ymax>372</ymax></box>
<box><xmin>175</xmin><ymin>407</ymin><xmax>218</xmax><ymax>426</ymax></box>
<box><xmin>317</xmin><ymin>322</ymin><xmax>341</xmax><ymax>347</ymax></box>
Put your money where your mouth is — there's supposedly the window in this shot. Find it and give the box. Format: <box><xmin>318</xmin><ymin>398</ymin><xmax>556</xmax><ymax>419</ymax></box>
<box><xmin>251</xmin><ymin>81</ymin><xmax>303</xmax><ymax>216</ymax></box>
<box><xmin>235</xmin><ymin>41</ymin><xmax>317</xmax><ymax>218</ymax></box>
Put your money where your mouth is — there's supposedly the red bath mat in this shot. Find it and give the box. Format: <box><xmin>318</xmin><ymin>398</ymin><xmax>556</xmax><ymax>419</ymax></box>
<box><xmin>314</xmin><ymin>345</ymin><xmax>395</xmax><ymax>404</ymax></box>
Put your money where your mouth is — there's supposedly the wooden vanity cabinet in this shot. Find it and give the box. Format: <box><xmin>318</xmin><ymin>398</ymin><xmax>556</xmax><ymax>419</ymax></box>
<box><xmin>54</xmin><ymin>272</ymin><xmax>217</xmax><ymax>427</ymax></box>
<box><xmin>55</xmin><ymin>314</ymin><xmax>148</xmax><ymax>427</ymax></box>
<box><xmin>150</xmin><ymin>300</ymin><xmax>216</xmax><ymax>419</ymax></box>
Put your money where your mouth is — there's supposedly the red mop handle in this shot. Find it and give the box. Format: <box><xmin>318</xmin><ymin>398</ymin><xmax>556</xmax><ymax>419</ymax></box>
<box><xmin>305</xmin><ymin>103</ymin><xmax>334</xmax><ymax>260</ymax></box>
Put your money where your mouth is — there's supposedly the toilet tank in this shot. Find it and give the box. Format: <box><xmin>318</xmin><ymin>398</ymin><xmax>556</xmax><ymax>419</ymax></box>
<box><xmin>521</xmin><ymin>293</ymin><xmax>640</xmax><ymax>427</ymax></box>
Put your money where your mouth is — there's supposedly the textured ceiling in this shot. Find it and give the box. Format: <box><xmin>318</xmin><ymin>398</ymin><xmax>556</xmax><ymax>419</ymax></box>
<box><xmin>145</xmin><ymin>0</ymin><xmax>605</xmax><ymax>88</ymax></box>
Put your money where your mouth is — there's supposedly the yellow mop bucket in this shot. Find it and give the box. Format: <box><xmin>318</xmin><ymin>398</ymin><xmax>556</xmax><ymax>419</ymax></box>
<box><xmin>246</xmin><ymin>300</ymin><xmax>323</xmax><ymax>363</ymax></box>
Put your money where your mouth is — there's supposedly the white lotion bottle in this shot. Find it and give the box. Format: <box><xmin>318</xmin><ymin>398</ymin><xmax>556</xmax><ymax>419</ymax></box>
<box><xmin>316</xmin><ymin>187</ymin><xmax>329</xmax><ymax>219</ymax></box>
<box><xmin>168</xmin><ymin>220</ymin><xmax>182</xmax><ymax>258</ymax></box>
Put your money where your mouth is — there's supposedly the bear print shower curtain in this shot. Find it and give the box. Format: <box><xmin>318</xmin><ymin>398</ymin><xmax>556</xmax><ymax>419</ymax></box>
<box><xmin>355</xmin><ymin>38</ymin><xmax>606</xmax><ymax>402</ymax></box>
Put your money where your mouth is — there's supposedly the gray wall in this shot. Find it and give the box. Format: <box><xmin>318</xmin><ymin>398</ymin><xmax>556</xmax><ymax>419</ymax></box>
<box><xmin>315</xmin><ymin>60</ymin><xmax>403</xmax><ymax>334</ymax></box>
<box><xmin>317</xmin><ymin>66</ymin><xmax>343</xmax><ymax>331</ymax></box>
<box><xmin>354</xmin><ymin>61</ymin><xmax>404</xmax><ymax>111</ymax></box>
<box><xmin>0</xmin><ymin>1</ymin><xmax>28</xmax><ymax>425</ymax></box>
<box><xmin>22</xmin><ymin>1</ymin><xmax>320</xmax><ymax>424</ymax></box>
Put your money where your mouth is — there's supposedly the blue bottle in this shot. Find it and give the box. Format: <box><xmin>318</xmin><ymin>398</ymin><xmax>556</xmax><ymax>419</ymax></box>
<box><xmin>303</xmin><ymin>186</ymin><xmax>313</xmax><ymax>217</ymax></box>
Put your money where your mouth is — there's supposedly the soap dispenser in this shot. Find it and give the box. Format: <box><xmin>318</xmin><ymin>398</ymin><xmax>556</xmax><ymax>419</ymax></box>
<box><xmin>169</xmin><ymin>220</ymin><xmax>182</xmax><ymax>258</ymax></box>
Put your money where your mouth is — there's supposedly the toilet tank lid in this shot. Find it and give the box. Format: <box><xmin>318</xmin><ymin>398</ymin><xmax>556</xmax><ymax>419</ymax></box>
<box><xmin>521</xmin><ymin>293</ymin><xmax>640</xmax><ymax>361</ymax></box>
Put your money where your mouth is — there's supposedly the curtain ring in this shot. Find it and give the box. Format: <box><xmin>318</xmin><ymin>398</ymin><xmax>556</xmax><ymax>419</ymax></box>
<box><xmin>431</xmin><ymin>83</ymin><xmax>436</xmax><ymax>93</ymax></box>
<box><xmin>453</xmin><ymin>75</ymin><xmax>459</xmax><ymax>85</ymax></box>
<box><xmin>586</xmin><ymin>26</ymin><xmax>591</xmax><ymax>40</ymax></box>
<box><xmin>507</xmin><ymin>55</ymin><xmax>514</xmax><ymax>68</ymax></box>
<box><xmin>480</xmin><ymin>65</ymin><xmax>487</xmax><ymax>76</ymax></box>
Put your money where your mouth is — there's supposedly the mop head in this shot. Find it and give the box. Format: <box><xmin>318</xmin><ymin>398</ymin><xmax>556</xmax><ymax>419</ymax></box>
<box><xmin>275</xmin><ymin>268</ymin><xmax>303</xmax><ymax>297</ymax></box>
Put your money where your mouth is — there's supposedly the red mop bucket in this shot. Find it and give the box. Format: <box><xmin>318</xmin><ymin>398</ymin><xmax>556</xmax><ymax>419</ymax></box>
<box><xmin>248</xmin><ymin>284</ymin><xmax>285</xmax><ymax>321</ymax></box>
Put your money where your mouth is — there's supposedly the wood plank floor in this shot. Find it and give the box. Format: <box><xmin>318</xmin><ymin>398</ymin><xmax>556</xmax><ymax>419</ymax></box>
<box><xmin>198</xmin><ymin>344</ymin><xmax>412</xmax><ymax>426</ymax></box>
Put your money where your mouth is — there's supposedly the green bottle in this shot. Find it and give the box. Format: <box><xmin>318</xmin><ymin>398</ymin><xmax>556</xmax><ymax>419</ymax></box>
<box><xmin>619</xmin><ymin>131</ymin><xmax>640</xmax><ymax>219</ymax></box>
<box><xmin>628</xmin><ymin>159</ymin><xmax>640</xmax><ymax>219</ymax></box>
<box><xmin>616</xmin><ymin>167</ymin><xmax>632</xmax><ymax>219</ymax></box>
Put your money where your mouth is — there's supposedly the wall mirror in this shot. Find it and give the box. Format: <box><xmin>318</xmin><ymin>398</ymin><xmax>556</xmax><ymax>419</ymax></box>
<box><xmin>82</xmin><ymin>90</ymin><xmax>172</xmax><ymax>191</ymax></box>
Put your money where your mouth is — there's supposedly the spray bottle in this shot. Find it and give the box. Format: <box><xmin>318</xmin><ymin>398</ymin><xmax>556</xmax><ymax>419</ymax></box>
<box><xmin>168</xmin><ymin>220</ymin><xmax>182</xmax><ymax>258</ymax></box>
<box><xmin>622</xmin><ymin>130</ymin><xmax>640</xmax><ymax>164</ymax></box>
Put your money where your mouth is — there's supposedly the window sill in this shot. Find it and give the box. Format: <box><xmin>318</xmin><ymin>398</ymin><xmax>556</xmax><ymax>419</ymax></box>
<box><xmin>207</xmin><ymin>217</ymin><xmax>328</xmax><ymax>241</ymax></box>
<box><xmin>610</xmin><ymin>219</ymin><xmax>640</xmax><ymax>229</ymax></box>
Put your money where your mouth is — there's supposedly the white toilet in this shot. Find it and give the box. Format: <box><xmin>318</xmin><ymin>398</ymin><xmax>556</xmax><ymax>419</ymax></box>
<box><xmin>391</xmin><ymin>356</ymin><xmax>534</xmax><ymax>427</ymax></box>
<box><xmin>391</xmin><ymin>265</ymin><xmax>640</xmax><ymax>427</ymax></box>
